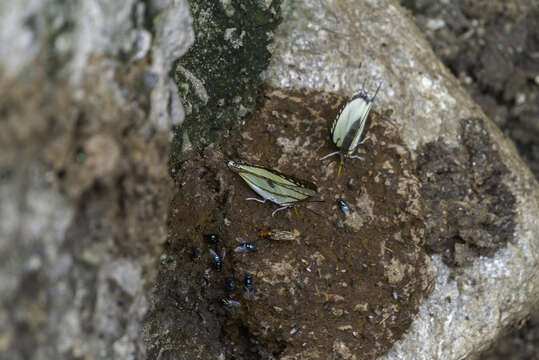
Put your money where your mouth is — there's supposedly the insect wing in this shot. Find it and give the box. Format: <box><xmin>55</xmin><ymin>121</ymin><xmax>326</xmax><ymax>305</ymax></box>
<box><xmin>210</xmin><ymin>248</ymin><xmax>225</xmax><ymax>261</ymax></box>
<box><xmin>233</xmin><ymin>163</ymin><xmax>317</xmax><ymax>206</ymax></box>
<box><xmin>229</xmin><ymin>161</ymin><xmax>296</xmax><ymax>187</ymax></box>
<box><xmin>236</xmin><ymin>236</ymin><xmax>247</xmax><ymax>244</ymax></box>
<box><xmin>261</xmin><ymin>229</ymin><xmax>300</xmax><ymax>241</ymax></box>
<box><xmin>337</xmin><ymin>199</ymin><xmax>351</xmax><ymax>216</ymax></box>
<box><xmin>220</xmin><ymin>297</ymin><xmax>240</xmax><ymax>308</ymax></box>
<box><xmin>343</xmin><ymin>101</ymin><xmax>372</xmax><ymax>155</ymax></box>
<box><xmin>331</xmin><ymin>96</ymin><xmax>371</xmax><ymax>152</ymax></box>
<box><xmin>239</xmin><ymin>173</ymin><xmax>305</xmax><ymax>205</ymax></box>
<box><xmin>331</xmin><ymin>101</ymin><xmax>353</xmax><ymax>148</ymax></box>
<box><xmin>227</xmin><ymin>299</ymin><xmax>241</xmax><ymax>307</ymax></box>
<box><xmin>238</xmin><ymin>164</ymin><xmax>312</xmax><ymax>189</ymax></box>
<box><xmin>234</xmin><ymin>246</ymin><xmax>247</xmax><ymax>253</ymax></box>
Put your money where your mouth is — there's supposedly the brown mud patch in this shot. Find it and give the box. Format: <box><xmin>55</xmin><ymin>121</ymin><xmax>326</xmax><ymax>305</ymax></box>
<box><xmin>416</xmin><ymin>118</ymin><xmax>516</xmax><ymax>266</ymax></box>
<box><xmin>159</xmin><ymin>87</ymin><xmax>433</xmax><ymax>359</ymax></box>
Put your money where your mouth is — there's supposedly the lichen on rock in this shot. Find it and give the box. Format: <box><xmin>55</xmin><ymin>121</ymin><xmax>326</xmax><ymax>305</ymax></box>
<box><xmin>170</xmin><ymin>0</ymin><xmax>282</xmax><ymax>173</ymax></box>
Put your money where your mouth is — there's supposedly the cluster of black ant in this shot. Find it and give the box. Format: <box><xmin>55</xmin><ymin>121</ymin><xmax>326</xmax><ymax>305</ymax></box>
<box><xmin>204</xmin><ymin>233</ymin><xmax>256</xmax><ymax>309</ymax></box>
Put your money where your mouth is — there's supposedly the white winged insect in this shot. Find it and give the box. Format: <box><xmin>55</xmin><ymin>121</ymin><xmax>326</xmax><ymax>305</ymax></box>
<box><xmin>227</xmin><ymin>160</ymin><xmax>318</xmax><ymax>216</ymax></box>
<box><xmin>320</xmin><ymin>82</ymin><xmax>381</xmax><ymax>175</ymax></box>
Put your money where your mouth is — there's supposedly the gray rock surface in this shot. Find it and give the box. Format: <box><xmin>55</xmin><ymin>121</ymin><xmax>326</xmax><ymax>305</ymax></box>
<box><xmin>149</xmin><ymin>2</ymin><xmax>194</xmax><ymax>129</ymax></box>
<box><xmin>0</xmin><ymin>1</ymin><xmax>193</xmax><ymax>359</ymax></box>
<box><xmin>265</xmin><ymin>0</ymin><xmax>539</xmax><ymax>359</ymax></box>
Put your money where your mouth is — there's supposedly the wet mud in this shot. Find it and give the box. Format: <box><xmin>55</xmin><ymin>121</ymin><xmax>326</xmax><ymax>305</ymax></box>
<box><xmin>149</xmin><ymin>87</ymin><xmax>433</xmax><ymax>359</ymax></box>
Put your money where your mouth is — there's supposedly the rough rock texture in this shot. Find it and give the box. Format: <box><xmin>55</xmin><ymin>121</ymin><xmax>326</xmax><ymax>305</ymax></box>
<box><xmin>401</xmin><ymin>1</ymin><xmax>539</xmax><ymax>357</ymax></box>
<box><xmin>263</xmin><ymin>0</ymin><xmax>539</xmax><ymax>359</ymax></box>
<box><xmin>402</xmin><ymin>0</ymin><xmax>539</xmax><ymax>179</ymax></box>
<box><xmin>266</xmin><ymin>0</ymin><xmax>486</xmax><ymax>152</ymax></box>
<box><xmin>150</xmin><ymin>87</ymin><xmax>432</xmax><ymax>359</ymax></box>
<box><xmin>0</xmin><ymin>1</ymin><xmax>193</xmax><ymax>359</ymax></box>
<box><xmin>170</xmin><ymin>0</ymin><xmax>282</xmax><ymax>170</ymax></box>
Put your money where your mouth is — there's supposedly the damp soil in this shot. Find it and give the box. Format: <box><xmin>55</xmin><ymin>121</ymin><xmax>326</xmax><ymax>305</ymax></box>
<box><xmin>416</xmin><ymin>118</ymin><xmax>516</xmax><ymax>266</ymax></box>
<box><xmin>150</xmin><ymin>87</ymin><xmax>433</xmax><ymax>359</ymax></box>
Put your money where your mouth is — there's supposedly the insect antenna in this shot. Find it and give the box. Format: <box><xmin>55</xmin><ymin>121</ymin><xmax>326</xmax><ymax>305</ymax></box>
<box><xmin>294</xmin><ymin>202</ymin><xmax>326</xmax><ymax>218</ymax></box>
<box><xmin>361</xmin><ymin>78</ymin><xmax>367</xmax><ymax>94</ymax></box>
<box><xmin>371</xmin><ymin>81</ymin><xmax>382</xmax><ymax>101</ymax></box>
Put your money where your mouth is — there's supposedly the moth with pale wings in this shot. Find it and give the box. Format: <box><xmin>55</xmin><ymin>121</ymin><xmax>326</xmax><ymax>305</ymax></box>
<box><xmin>320</xmin><ymin>82</ymin><xmax>381</xmax><ymax>175</ymax></box>
<box><xmin>227</xmin><ymin>160</ymin><xmax>318</xmax><ymax>217</ymax></box>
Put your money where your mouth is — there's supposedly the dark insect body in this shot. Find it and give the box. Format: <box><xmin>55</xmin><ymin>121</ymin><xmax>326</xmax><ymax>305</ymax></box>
<box><xmin>337</xmin><ymin>199</ymin><xmax>351</xmax><ymax>216</ymax></box>
<box><xmin>244</xmin><ymin>274</ymin><xmax>254</xmax><ymax>293</ymax></box>
<box><xmin>204</xmin><ymin>233</ymin><xmax>219</xmax><ymax>244</ymax></box>
<box><xmin>225</xmin><ymin>277</ymin><xmax>235</xmax><ymax>292</ymax></box>
<box><xmin>209</xmin><ymin>248</ymin><xmax>225</xmax><ymax>272</ymax></box>
<box><xmin>234</xmin><ymin>237</ymin><xmax>256</xmax><ymax>253</ymax></box>
<box><xmin>219</xmin><ymin>297</ymin><xmax>240</xmax><ymax>308</ymax></box>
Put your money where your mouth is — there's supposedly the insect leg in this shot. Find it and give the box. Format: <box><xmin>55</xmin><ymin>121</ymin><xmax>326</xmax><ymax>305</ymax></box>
<box><xmin>246</xmin><ymin>197</ymin><xmax>267</xmax><ymax>203</ymax></box>
<box><xmin>358</xmin><ymin>136</ymin><xmax>370</xmax><ymax>145</ymax></box>
<box><xmin>319</xmin><ymin>151</ymin><xmax>340</xmax><ymax>160</ymax></box>
<box><xmin>272</xmin><ymin>206</ymin><xmax>291</xmax><ymax>217</ymax></box>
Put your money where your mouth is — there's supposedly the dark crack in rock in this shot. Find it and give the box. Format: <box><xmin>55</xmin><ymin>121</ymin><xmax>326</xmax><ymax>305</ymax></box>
<box><xmin>152</xmin><ymin>87</ymin><xmax>433</xmax><ymax>359</ymax></box>
<box><xmin>417</xmin><ymin>117</ymin><xmax>516</xmax><ymax>266</ymax></box>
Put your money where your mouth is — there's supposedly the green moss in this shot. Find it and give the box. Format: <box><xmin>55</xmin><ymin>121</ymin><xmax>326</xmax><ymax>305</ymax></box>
<box><xmin>169</xmin><ymin>0</ymin><xmax>281</xmax><ymax>175</ymax></box>
<box><xmin>0</xmin><ymin>168</ymin><xmax>12</xmax><ymax>184</ymax></box>
<box><xmin>75</xmin><ymin>150</ymin><xmax>86</xmax><ymax>164</ymax></box>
